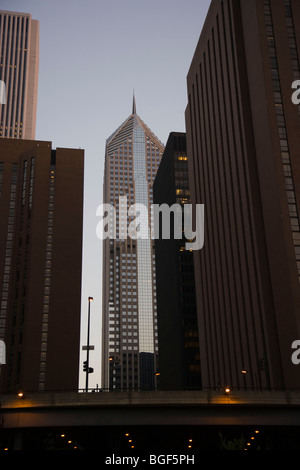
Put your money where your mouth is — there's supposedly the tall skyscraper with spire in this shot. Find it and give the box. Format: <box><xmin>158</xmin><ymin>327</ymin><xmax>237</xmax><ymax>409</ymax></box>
<box><xmin>101</xmin><ymin>96</ymin><xmax>164</xmax><ymax>391</ymax></box>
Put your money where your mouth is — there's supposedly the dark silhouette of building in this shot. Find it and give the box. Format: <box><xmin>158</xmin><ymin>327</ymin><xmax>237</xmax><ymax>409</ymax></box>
<box><xmin>153</xmin><ymin>132</ymin><xmax>201</xmax><ymax>390</ymax></box>
<box><xmin>0</xmin><ymin>138</ymin><xmax>84</xmax><ymax>393</ymax></box>
<box><xmin>185</xmin><ymin>0</ymin><xmax>300</xmax><ymax>390</ymax></box>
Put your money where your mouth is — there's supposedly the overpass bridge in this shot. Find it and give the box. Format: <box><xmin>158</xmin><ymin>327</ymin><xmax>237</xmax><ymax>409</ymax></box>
<box><xmin>1</xmin><ymin>389</ymin><xmax>300</xmax><ymax>451</ymax></box>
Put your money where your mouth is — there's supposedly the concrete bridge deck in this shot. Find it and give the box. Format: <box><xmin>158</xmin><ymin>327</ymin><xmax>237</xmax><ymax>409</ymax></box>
<box><xmin>2</xmin><ymin>389</ymin><xmax>300</xmax><ymax>428</ymax></box>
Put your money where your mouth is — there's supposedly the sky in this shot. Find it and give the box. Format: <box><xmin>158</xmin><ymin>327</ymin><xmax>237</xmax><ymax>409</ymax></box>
<box><xmin>0</xmin><ymin>0</ymin><xmax>211</xmax><ymax>389</ymax></box>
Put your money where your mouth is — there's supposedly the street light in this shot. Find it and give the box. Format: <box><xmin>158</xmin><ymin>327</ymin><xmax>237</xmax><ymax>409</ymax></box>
<box><xmin>85</xmin><ymin>296</ymin><xmax>93</xmax><ymax>392</ymax></box>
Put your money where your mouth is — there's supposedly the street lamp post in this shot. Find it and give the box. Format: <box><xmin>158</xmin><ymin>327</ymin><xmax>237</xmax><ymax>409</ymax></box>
<box><xmin>85</xmin><ymin>296</ymin><xmax>93</xmax><ymax>392</ymax></box>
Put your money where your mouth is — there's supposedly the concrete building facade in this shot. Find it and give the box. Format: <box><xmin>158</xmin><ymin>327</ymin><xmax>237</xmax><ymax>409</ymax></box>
<box><xmin>0</xmin><ymin>10</ymin><xmax>39</xmax><ymax>140</ymax></box>
<box><xmin>0</xmin><ymin>138</ymin><xmax>84</xmax><ymax>393</ymax></box>
<box><xmin>185</xmin><ymin>0</ymin><xmax>300</xmax><ymax>390</ymax></box>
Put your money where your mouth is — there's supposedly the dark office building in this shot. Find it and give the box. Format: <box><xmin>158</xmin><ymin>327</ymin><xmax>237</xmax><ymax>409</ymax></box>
<box><xmin>0</xmin><ymin>138</ymin><xmax>84</xmax><ymax>393</ymax></box>
<box><xmin>153</xmin><ymin>132</ymin><xmax>201</xmax><ymax>390</ymax></box>
<box><xmin>185</xmin><ymin>0</ymin><xmax>300</xmax><ymax>390</ymax></box>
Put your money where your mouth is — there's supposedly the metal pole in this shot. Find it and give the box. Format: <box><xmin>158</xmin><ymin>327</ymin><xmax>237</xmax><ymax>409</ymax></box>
<box><xmin>85</xmin><ymin>297</ymin><xmax>92</xmax><ymax>392</ymax></box>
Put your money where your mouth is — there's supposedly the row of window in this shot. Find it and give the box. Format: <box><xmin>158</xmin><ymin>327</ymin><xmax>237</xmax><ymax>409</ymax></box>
<box><xmin>38</xmin><ymin>166</ymin><xmax>55</xmax><ymax>390</ymax></box>
<box><xmin>0</xmin><ymin>162</ymin><xmax>3</xmax><ymax>199</ymax></box>
<box><xmin>264</xmin><ymin>0</ymin><xmax>300</xmax><ymax>281</ymax></box>
<box><xmin>28</xmin><ymin>158</ymin><xmax>34</xmax><ymax>209</ymax></box>
<box><xmin>0</xmin><ymin>130</ymin><xmax>23</xmax><ymax>138</ymax></box>
<box><xmin>108</xmin><ymin>171</ymin><xmax>156</xmax><ymax>186</ymax></box>
<box><xmin>284</xmin><ymin>0</ymin><xmax>300</xmax><ymax>120</ymax></box>
<box><xmin>0</xmin><ymin>14</ymin><xmax>29</xmax><ymax>137</ymax></box>
<box><xmin>110</xmin><ymin>155</ymin><xmax>160</xmax><ymax>165</ymax></box>
<box><xmin>0</xmin><ymin>164</ymin><xmax>18</xmax><ymax>339</ymax></box>
<box><xmin>16</xmin><ymin>159</ymin><xmax>34</xmax><ymax>382</ymax></box>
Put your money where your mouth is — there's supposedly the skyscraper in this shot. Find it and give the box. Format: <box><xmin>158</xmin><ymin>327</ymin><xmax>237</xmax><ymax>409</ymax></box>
<box><xmin>153</xmin><ymin>132</ymin><xmax>201</xmax><ymax>390</ymax></box>
<box><xmin>0</xmin><ymin>138</ymin><xmax>84</xmax><ymax>393</ymax></box>
<box><xmin>101</xmin><ymin>97</ymin><xmax>164</xmax><ymax>391</ymax></box>
<box><xmin>0</xmin><ymin>10</ymin><xmax>39</xmax><ymax>139</ymax></box>
<box><xmin>185</xmin><ymin>0</ymin><xmax>300</xmax><ymax>390</ymax></box>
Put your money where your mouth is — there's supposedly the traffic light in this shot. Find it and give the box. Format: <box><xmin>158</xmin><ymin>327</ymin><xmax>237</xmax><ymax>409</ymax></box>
<box><xmin>83</xmin><ymin>361</ymin><xmax>93</xmax><ymax>373</ymax></box>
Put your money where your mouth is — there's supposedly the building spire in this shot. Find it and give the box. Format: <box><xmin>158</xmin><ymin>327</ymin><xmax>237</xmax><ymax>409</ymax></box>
<box><xmin>132</xmin><ymin>91</ymin><xmax>136</xmax><ymax>115</ymax></box>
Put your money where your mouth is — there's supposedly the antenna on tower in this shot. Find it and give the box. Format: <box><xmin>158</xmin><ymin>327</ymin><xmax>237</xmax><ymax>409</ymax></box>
<box><xmin>132</xmin><ymin>90</ymin><xmax>136</xmax><ymax>115</ymax></box>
